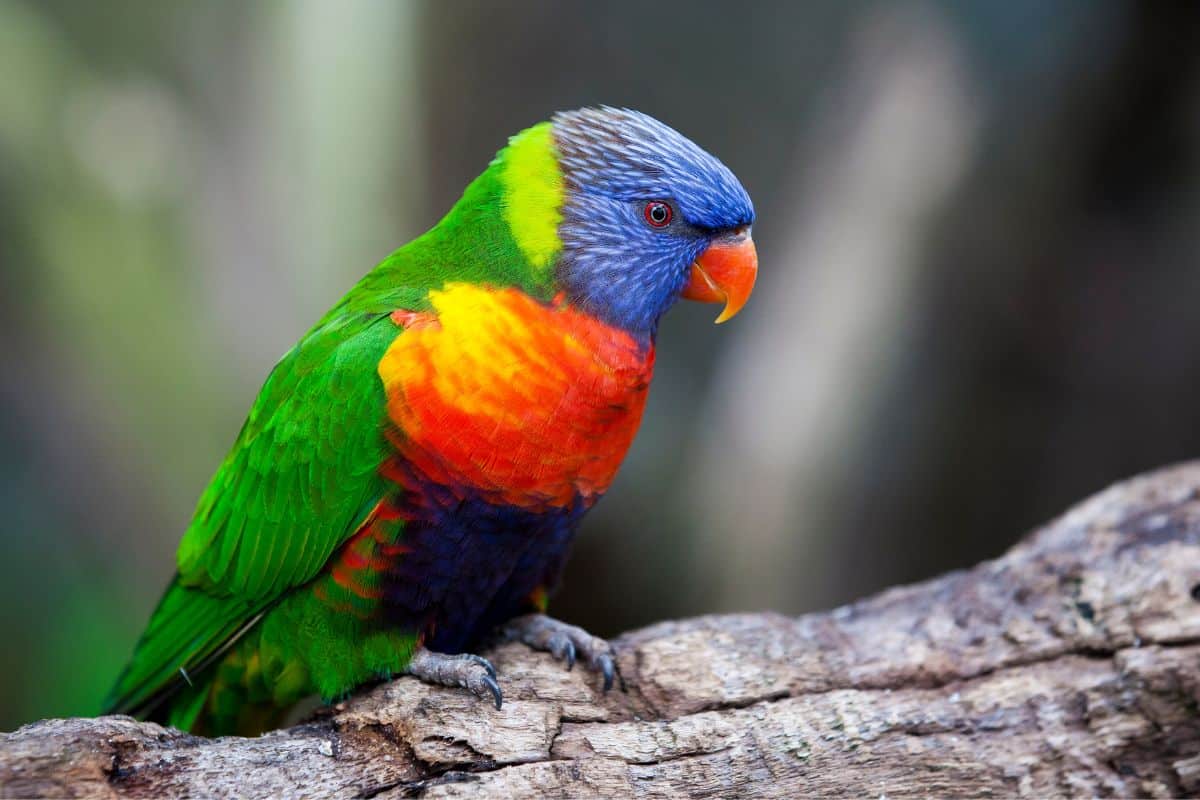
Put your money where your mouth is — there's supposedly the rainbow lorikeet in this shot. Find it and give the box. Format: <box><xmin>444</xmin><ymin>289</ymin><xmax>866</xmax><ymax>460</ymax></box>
<box><xmin>103</xmin><ymin>107</ymin><xmax>757</xmax><ymax>736</ymax></box>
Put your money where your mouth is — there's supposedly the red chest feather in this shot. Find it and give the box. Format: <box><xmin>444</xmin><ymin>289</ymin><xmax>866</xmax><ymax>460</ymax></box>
<box><xmin>378</xmin><ymin>284</ymin><xmax>655</xmax><ymax>510</ymax></box>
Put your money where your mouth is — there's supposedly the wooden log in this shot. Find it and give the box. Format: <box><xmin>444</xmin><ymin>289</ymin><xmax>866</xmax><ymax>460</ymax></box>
<box><xmin>5</xmin><ymin>462</ymin><xmax>1200</xmax><ymax>798</ymax></box>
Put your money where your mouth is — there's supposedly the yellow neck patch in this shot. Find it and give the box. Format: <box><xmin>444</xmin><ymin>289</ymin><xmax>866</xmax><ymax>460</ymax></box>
<box><xmin>499</xmin><ymin>122</ymin><xmax>564</xmax><ymax>274</ymax></box>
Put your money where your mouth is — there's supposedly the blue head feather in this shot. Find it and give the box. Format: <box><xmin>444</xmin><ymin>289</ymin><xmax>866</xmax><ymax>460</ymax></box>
<box><xmin>551</xmin><ymin>107</ymin><xmax>754</xmax><ymax>338</ymax></box>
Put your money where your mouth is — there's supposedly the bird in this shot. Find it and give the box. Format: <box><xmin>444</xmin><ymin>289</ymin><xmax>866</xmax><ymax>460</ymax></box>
<box><xmin>103</xmin><ymin>106</ymin><xmax>757</xmax><ymax>736</ymax></box>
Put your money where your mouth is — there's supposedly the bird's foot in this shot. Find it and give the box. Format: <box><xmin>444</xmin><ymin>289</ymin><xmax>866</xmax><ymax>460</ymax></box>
<box><xmin>406</xmin><ymin>648</ymin><xmax>503</xmax><ymax>709</ymax></box>
<box><xmin>500</xmin><ymin>613</ymin><xmax>620</xmax><ymax>692</ymax></box>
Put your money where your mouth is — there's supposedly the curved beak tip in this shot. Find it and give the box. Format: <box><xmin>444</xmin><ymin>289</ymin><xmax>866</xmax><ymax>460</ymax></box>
<box><xmin>681</xmin><ymin>235</ymin><xmax>758</xmax><ymax>324</ymax></box>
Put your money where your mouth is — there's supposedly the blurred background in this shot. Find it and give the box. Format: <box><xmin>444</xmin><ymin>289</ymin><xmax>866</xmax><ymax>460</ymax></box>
<box><xmin>2</xmin><ymin>0</ymin><xmax>1200</xmax><ymax>729</ymax></box>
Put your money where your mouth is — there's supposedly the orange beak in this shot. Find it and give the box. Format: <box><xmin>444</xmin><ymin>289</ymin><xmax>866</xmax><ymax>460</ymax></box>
<box><xmin>681</xmin><ymin>231</ymin><xmax>758</xmax><ymax>323</ymax></box>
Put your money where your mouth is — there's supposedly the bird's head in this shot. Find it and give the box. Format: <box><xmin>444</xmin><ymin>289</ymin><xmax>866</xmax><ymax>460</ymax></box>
<box><xmin>494</xmin><ymin>107</ymin><xmax>757</xmax><ymax>338</ymax></box>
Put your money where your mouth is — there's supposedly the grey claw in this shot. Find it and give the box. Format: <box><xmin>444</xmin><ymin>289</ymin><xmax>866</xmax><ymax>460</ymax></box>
<box><xmin>503</xmin><ymin>614</ymin><xmax>619</xmax><ymax>692</ymax></box>
<box><xmin>543</xmin><ymin>632</ymin><xmax>574</xmax><ymax>668</ymax></box>
<box><xmin>483</xmin><ymin>674</ymin><xmax>503</xmax><ymax>710</ymax></box>
<box><xmin>563</xmin><ymin>639</ymin><xmax>577</xmax><ymax>670</ymax></box>
<box><xmin>599</xmin><ymin>655</ymin><xmax>615</xmax><ymax>692</ymax></box>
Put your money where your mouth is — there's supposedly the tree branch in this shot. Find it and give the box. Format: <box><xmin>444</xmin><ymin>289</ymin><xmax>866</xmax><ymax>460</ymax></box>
<box><xmin>6</xmin><ymin>463</ymin><xmax>1200</xmax><ymax>798</ymax></box>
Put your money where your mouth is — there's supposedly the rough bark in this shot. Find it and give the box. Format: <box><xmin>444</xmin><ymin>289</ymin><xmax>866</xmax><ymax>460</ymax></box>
<box><xmin>6</xmin><ymin>462</ymin><xmax>1200</xmax><ymax>799</ymax></box>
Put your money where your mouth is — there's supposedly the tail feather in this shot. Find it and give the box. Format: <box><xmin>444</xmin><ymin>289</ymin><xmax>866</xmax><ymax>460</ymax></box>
<box><xmin>104</xmin><ymin>576</ymin><xmax>264</xmax><ymax>720</ymax></box>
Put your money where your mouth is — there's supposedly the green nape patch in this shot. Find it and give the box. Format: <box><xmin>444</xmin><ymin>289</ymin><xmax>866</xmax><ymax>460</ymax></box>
<box><xmin>499</xmin><ymin>122</ymin><xmax>563</xmax><ymax>274</ymax></box>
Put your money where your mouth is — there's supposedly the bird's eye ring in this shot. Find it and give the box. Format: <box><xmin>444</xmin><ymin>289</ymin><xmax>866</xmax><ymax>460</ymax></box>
<box><xmin>643</xmin><ymin>201</ymin><xmax>673</xmax><ymax>228</ymax></box>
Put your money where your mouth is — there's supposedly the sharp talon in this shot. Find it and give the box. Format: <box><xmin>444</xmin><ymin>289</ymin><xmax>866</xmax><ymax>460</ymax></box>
<box><xmin>484</xmin><ymin>675</ymin><xmax>503</xmax><ymax>710</ymax></box>
<box><xmin>600</xmin><ymin>656</ymin><xmax>615</xmax><ymax>692</ymax></box>
<box><xmin>471</xmin><ymin>654</ymin><xmax>497</xmax><ymax>681</ymax></box>
<box><xmin>564</xmin><ymin>640</ymin><xmax>576</xmax><ymax>670</ymax></box>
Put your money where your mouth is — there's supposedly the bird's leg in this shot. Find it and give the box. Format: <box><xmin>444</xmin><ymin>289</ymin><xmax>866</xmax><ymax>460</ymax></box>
<box><xmin>406</xmin><ymin>647</ymin><xmax>503</xmax><ymax>709</ymax></box>
<box><xmin>500</xmin><ymin>613</ymin><xmax>620</xmax><ymax>691</ymax></box>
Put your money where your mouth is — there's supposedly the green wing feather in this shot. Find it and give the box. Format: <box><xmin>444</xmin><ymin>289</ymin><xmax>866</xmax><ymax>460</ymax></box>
<box><xmin>104</xmin><ymin>311</ymin><xmax>400</xmax><ymax>717</ymax></box>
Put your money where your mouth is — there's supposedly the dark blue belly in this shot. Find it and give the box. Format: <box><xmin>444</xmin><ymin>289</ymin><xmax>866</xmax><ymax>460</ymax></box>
<box><xmin>381</xmin><ymin>487</ymin><xmax>588</xmax><ymax>653</ymax></box>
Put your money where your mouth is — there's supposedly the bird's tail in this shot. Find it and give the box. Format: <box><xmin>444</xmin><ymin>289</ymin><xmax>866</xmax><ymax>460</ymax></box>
<box><xmin>103</xmin><ymin>575</ymin><xmax>264</xmax><ymax>731</ymax></box>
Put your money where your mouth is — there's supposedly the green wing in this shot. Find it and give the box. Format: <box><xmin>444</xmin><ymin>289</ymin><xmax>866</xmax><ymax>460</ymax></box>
<box><xmin>104</xmin><ymin>311</ymin><xmax>401</xmax><ymax>717</ymax></box>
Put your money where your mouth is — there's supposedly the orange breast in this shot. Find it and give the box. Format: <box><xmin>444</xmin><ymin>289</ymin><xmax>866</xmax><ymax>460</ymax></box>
<box><xmin>377</xmin><ymin>283</ymin><xmax>655</xmax><ymax>510</ymax></box>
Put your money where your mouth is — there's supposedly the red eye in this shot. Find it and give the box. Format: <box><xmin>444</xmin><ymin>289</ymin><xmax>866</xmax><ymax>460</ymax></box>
<box><xmin>643</xmin><ymin>201</ymin><xmax>672</xmax><ymax>228</ymax></box>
